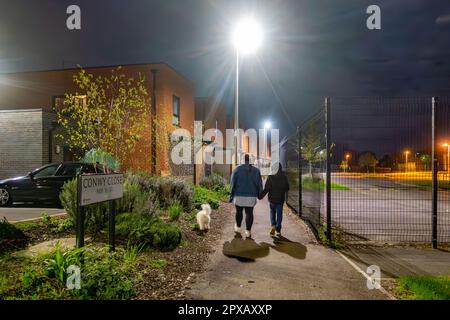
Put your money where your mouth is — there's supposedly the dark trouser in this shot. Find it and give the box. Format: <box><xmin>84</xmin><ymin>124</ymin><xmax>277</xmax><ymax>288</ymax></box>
<box><xmin>270</xmin><ymin>202</ymin><xmax>283</xmax><ymax>232</ymax></box>
<box><xmin>235</xmin><ymin>206</ymin><xmax>254</xmax><ymax>231</ymax></box>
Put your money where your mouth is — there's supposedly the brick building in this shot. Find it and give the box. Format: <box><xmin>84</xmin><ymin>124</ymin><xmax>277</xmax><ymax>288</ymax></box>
<box><xmin>0</xmin><ymin>63</ymin><xmax>195</xmax><ymax>180</ymax></box>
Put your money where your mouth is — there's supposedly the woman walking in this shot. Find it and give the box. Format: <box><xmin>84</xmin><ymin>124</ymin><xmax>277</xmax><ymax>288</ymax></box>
<box><xmin>261</xmin><ymin>163</ymin><xmax>290</xmax><ymax>237</ymax></box>
<box><xmin>229</xmin><ymin>154</ymin><xmax>263</xmax><ymax>238</ymax></box>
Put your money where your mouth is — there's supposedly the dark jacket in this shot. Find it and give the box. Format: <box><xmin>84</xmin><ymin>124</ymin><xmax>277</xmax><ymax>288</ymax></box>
<box><xmin>261</xmin><ymin>165</ymin><xmax>290</xmax><ymax>204</ymax></box>
<box><xmin>230</xmin><ymin>164</ymin><xmax>263</xmax><ymax>199</ymax></box>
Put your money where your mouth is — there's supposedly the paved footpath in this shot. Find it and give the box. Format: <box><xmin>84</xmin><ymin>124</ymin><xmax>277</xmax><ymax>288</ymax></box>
<box><xmin>0</xmin><ymin>206</ymin><xmax>66</xmax><ymax>223</ymax></box>
<box><xmin>188</xmin><ymin>198</ymin><xmax>388</xmax><ymax>300</ymax></box>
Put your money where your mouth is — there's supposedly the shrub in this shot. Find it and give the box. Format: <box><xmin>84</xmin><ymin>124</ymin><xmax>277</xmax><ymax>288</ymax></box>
<box><xmin>117</xmin><ymin>180</ymin><xmax>160</xmax><ymax>217</ymax></box>
<box><xmin>168</xmin><ymin>203</ymin><xmax>182</xmax><ymax>222</ymax></box>
<box><xmin>116</xmin><ymin>213</ymin><xmax>182</xmax><ymax>250</ymax></box>
<box><xmin>193</xmin><ymin>186</ymin><xmax>220</xmax><ymax>210</ymax></box>
<box><xmin>200</xmin><ymin>173</ymin><xmax>227</xmax><ymax>192</ymax></box>
<box><xmin>117</xmin><ymin>180</ymin><xmax>142</xmax><ymax>213</ymax></box>
<box><xmin>19</xmin><ymin>245</ymin><xmax>136</xmax><ymax>300</ymax></box>
<box><xmin>125</xmin><ymin>173</ymin><xmax>193</xmax><ymax>211</ymax></box>
<box><xmin>40</xmin><ymin>213</ymin><xmax>74</xmax><ymax>233</ymax></box>
<box><xmin>132</xmin><ymin>190</ymin><xmax>160</xmax><ymax>217</ymax></box>
<box><xmin>0</xmin><ymin>218</ymin><xmax>26</xmax><ymax>240</ymax></box>
<box><xmin>59</xmin><ymin>179</ymin><xmax>109</xmax><ymax>236</ymax></box>
<box><xmin>0</xmin><ymin>218</ymin><xmax>27</xmax><ymax>251</ymax></box>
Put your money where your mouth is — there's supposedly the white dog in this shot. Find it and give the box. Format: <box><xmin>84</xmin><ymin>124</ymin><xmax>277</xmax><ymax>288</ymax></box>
<box><xmin>197</xmin><ymin>204</ymin><xmax>212</xmax><ymax>231</ymax></box>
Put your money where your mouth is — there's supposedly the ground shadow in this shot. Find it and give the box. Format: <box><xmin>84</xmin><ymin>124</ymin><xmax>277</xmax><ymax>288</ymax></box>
<box><xmin>222</xmin><ymin>234</ymin><xmax>270</xmax><ymax>262</ymax></box>
<box><xmin>262</xmin><ymin>236</ymin><xmax>308</xmax><ymax>260</ymax></box>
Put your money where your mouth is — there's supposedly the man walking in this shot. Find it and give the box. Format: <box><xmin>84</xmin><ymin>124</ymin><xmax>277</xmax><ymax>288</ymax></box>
<box><xmin>230</xmin><ymin>154</ymin><xmax>263</xmax><ymax>238</ymax></box>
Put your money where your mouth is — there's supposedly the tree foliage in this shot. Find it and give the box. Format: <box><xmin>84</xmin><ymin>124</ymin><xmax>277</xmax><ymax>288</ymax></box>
<box><xmin>358</xmin><ymin>152</ymin><xmax>378</xmax><ymax>173</ymax></box>
<box><xmin>294</xmin><ymin>124</ymin><xmax>326</xmax><ymax>175</ymax></box>
<box><xmin>55</xmin><ymin>67</ymin><xmax>150</xmax><ymax>167</ymax></box>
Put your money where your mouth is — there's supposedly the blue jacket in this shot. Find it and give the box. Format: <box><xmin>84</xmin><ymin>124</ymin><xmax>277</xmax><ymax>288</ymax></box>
<box><xmin>230</xmin><ymin>164</ymin><xmax>263</xmax><ymax>199</ymax></box>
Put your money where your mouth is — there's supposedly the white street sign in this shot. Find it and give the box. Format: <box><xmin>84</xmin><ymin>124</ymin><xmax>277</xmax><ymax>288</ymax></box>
<box><xmin>80</xmin><ymin>174</ymin><xmax>123</xmax><ymax>206</ymax></box>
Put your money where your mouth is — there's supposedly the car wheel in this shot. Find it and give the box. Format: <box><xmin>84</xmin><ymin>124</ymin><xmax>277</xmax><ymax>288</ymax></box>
<box><xmin>0</xmin><ymin>188</ymin><xmax>12</xmax><ymax>207</ymax></box>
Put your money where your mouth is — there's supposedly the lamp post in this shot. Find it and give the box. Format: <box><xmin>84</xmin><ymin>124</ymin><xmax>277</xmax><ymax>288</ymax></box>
<box><xmin>404</xmin><ymin>151</ymin><xmax>410</xmax><ymax>172</ymax></box>
<box><xmin>232</xmin><ymin>18</ymin><xmax>263</xmax><ymax>166</ymax></box>
<box><xmin>443</xmin><ymin>143</ymin><xmax>450</xmax><ymax>172</ymax></box>
<box><xmin>344</xmin><ymin>154</ymin><xmax>350</xmax><ymax>173</ymax></box>
<box><xmin>264</xmin><ymin>121</ymin><xmax>272</xmax><ymax>160</ymax></box>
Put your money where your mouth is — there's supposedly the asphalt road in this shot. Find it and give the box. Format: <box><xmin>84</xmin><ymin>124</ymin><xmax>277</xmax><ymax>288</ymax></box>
<box><xmin>289</xmin><ymin>173</ymin><xmax>450</xmax><ymax>243</ymax></box>
<box><xmin>0</xmin><ymin>206</ymin><xmax>66</xmax><ymax>223</ymax></box>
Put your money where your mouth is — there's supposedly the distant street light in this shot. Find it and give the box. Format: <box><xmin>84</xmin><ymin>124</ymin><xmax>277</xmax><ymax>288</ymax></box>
<box><xmin>344</xmin><ymin>154</ymin><xmax>351</xmax><ymax>173</ymax></box>
<box><xmin>443</xmin><ymin>143</ymin><xmax>450</xmax><ymax>172</ymax></box>
<box><xmin>404</xmin><ymin>150</ymin><xmax>410</xmax><ymax>172</ymax></box>
<box><xmin>232</xmin><ymin>17</ymin><xmax>264</xmax><ymax>166</ymax></box>
<box><xmin>263</xmin><ymin>121</ymin><xmax>272</xmax><ymax>159</ymax></box>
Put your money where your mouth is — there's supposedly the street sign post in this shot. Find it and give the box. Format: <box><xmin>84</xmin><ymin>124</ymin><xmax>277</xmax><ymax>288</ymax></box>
<box><xmin>76</xmin><ymin>173</ymin><xmax>123</xmax><ymax>251</ymax></box>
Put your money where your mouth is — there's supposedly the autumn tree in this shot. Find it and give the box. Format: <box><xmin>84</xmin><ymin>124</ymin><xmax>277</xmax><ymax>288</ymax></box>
<box><xmin>358</xmin><ymin>152</ymin><xmax>378</xmax><ymax>173</ymax></box>
<box><xmin>295</xmin><ymin>124</ymin><xmax>326</xmax><ymax>176</ymax></box>
<box><xmin>55</xmin><ymin>67</ymin><xmax>150</xmax><ymax>168</ymax></box>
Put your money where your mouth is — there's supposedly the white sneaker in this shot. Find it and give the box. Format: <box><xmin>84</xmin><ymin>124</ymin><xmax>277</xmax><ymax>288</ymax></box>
<box><xmin>245</xmin><ymin>230</ymin><xmax>252</xmax><ymax>238</ymax></box>
<box><xmin>234</xmin><ymin>223</ymin><xmax>241</xmax><ymax>233</ymax></box>
<box><xmin>275</xmin><ymin>232</ymin><xmax>281</xmax><ymax>237</ymax></box>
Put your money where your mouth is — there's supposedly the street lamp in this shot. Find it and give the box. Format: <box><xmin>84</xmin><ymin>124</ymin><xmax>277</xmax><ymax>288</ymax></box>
<box><xmin>404</xmin><ymin>151</ymin><xmax>410</xmax><ymax>172</ymax></box>
<box><xmin>232</xmin><ymin>17</ymin><xmax>263</xmax><ymax>165</ymax></box>
<box><xmin>443</xmin><ymin>143</ymin><xmax>450</xmax><ymax>172</ymax></box>
<box><xmin>344</xmin><ymin>154</ymin><xmax>350</xmax><ymax>173</ymax></box>
<box><xmin>264</xmin><ymin>121</ymin><xmax>272</xmax><ymax>159</ymax></box>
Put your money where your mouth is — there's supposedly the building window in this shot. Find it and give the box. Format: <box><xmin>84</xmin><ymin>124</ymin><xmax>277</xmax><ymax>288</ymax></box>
<box><xmin>173</xmin><ymin>95</ymin><xmax>180</xmax><ymax>126</ymax></box>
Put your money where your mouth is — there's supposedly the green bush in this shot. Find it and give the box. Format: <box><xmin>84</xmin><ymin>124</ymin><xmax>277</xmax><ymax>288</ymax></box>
<box><xmin>117</xmin><ymin>180</ymin><xmax>142</xmax><ymax>213</ymax></box>
<box><xmin>168</xmin><ymin>203</ymin><xmax>183</xmax><ymax>222</ymax></box>
<box><xmin>0</xmin><ymin>218</ymin><xmax>26</xmax><ymax>240</ymax></box>
<box><xmin>18</xmin><ymin>245</ymin><xmax>136</xmax><ymax>300</ymax></box>
<box><xmin>0</xmin><ymin>218</ymin><xmax>27</xmax><ymax>251</ymax></box>
<box><xmin>116</xmin><ymin>213</ymin><xmax>182</xmax><ymax>251</ymax></box>
<box><xmin>193</xmin><ymin>186</ymin><xmax>220</xmax><ymax>210</ymax></box>
<box><xmin>40</xmin><ymin>213</ymin><xmax>74</xmax><ymax>233</ymax></box>
<box><xmin>200</xmin><ymin>173</ymin><xmax>227</xmax><ymax>192</ymax></box>
<box><xmin>125</xmin><ymin>173</ymin><xmax>193</xmax><ymax>211</ymax></box>
<box><xmin>59</xmin><ymin>179</ymin><xmax>109</xmax><ymax>236</ymax></box>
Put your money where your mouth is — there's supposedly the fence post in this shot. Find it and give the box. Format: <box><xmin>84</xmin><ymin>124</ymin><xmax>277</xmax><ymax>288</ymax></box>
<box><xmin>431</xmin><ymin>97</ymin><xmax>438</xmax><ymax>249</ymax></box>
<box><xmin>325</xmin><ymin>97</ymin><xmax>332</xmax><ymax>241</ymax></box>
<box><xmin>298</xmin><ymin>126</ymin><xmax>302</xmax><ymax>217</ymax></box>
<box><xmin>76</xmin><ymin>175</ymin><xmax>85</xmax><ymax>248</ymax></box>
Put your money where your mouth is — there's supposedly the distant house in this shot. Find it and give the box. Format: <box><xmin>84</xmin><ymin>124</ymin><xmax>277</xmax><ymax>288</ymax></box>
<box><xmin>0</xmin><ymin>63</ymin><xmax>195</xmax><ymax>180</ymax></box>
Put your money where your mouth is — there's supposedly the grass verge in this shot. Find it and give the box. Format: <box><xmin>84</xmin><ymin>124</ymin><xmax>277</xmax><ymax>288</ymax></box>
<box><xmin>302</xmin><ymin>177</ymin><xmax>350</xmax><ymax>191</ymax></box>
<box><xmin>396</xmin><ymin>275</ymin><xmax>450</xmax><ymax>300</ymax></box>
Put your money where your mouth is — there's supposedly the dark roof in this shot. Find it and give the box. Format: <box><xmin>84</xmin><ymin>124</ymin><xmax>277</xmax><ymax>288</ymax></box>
<box><xmin>0</xmin><ymin>62</ymin><xmax>194</xmax><ymax>86</ymax></box>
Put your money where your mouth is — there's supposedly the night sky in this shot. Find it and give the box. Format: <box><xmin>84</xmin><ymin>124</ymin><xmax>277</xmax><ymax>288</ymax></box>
<box><xmin>1</xmin><ymin>0</ymin><xmax>450</xmax><ymax>139</ymax></box>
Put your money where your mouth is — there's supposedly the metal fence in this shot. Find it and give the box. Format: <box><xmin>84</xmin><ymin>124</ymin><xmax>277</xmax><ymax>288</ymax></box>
<box><xmin>286</xmin><ymin>111</ymin><xmax>326</xmax><ymax>234</ymax></box>
<box><xmin>286</xmin><ymin>97</ymin><xmax>450</xmax><ymax>246</ymax></box>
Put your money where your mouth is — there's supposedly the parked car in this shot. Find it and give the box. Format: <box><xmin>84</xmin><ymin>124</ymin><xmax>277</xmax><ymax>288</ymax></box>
<box><xmin>0</xmin><ymin>162</ymin><xmax>107</xmax><ymax>207</ymax></box>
